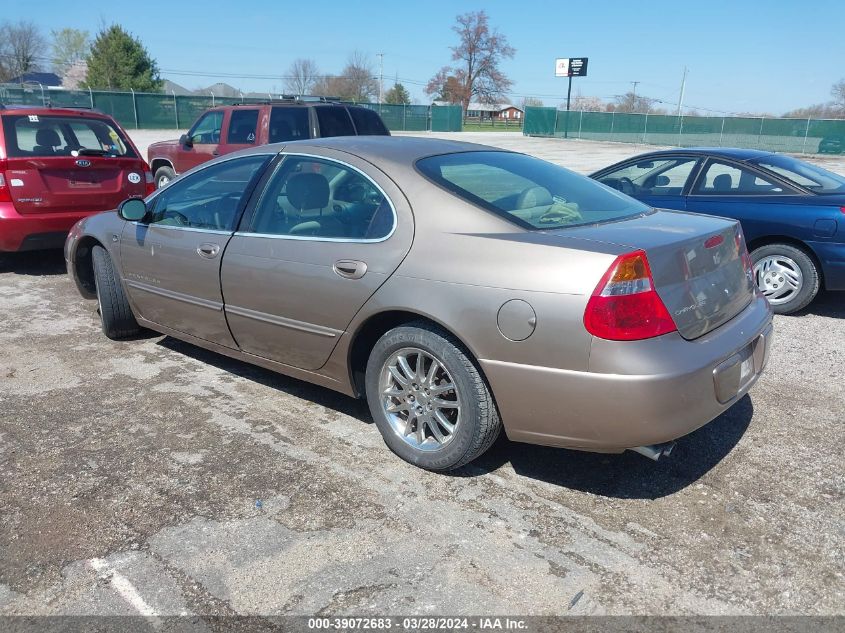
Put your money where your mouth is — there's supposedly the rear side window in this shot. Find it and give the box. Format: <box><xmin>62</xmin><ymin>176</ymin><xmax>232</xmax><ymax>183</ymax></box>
<box><xmin>227</xmin><ymin>109</ymin><xmax>259</xmax><ymax>144</ymax></box>
<box><xmin>693</xmin><ymin>160</ymin><xmax>788</xmax><ymax>195</ymax></box>
<box><xmin>315</xmin><ymin>106</ymin><xmax>355</xmax><ymax>137</ymax></box>
<box><xmin>268</xmin><ymin>107</ymin><xmax>310</xmax><ymax>142</ymax></box>
<box><xmin>348</xmin><ymin>108</ymin><xmax>390</xmax><ymax>135</ymax></box>
<box><xmin>417</xmin><ymin>151</ymin><xmax>649</xmax><ymax>230</ymax></box>
<box><xmin>1</xmin><ymin>114</ymin><xmax>135</xmax><ymax>158</ymax></box>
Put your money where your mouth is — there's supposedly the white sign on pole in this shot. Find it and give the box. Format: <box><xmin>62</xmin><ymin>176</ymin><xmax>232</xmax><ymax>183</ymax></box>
<box><xmin>555</xmin><ymin>58</ymin><xmax>570</xmax><ymax>77</ymax></box>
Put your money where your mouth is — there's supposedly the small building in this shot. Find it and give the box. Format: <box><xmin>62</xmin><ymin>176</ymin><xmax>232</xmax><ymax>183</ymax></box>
<box><xmin>464</xmin><ymin>102</ymin><xmax>523</xmax><ymax>122</ymax></box>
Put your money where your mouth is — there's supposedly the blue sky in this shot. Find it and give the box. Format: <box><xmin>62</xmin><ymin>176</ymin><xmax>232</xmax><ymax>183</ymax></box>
<box><xmin>7</xmin><ymin>0</ymin><xmax>844</xmax><ymax>114</ymax></box>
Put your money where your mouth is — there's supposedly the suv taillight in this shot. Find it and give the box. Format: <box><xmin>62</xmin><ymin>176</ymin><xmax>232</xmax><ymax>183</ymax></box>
<box><xmin>0</xmin><ymin>160</ymin><xmax>11</xmax><ymax>203</ymax></box>
<box><xmin>144</xmin><ymin>170</ymin><xmax>155</xmax><ymax>196</ymax></box>
<box><xmin>584</xmin><ymin>250</ymin><xmax>677</xmax><ymax>341</ymax></box>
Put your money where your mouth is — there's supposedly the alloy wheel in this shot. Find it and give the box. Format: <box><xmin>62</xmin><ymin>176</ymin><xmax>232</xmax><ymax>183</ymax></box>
<box><xmin>380</xmin><ymin>347</ymin><xmax>461</xmax><ymax>451</ymax></box>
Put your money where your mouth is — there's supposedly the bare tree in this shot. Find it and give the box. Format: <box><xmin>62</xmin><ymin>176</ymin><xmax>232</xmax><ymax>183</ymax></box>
<box><xmin>570</xmin><ymin>95</ymin><xmax>604</xmax><ymax>112</ymax></box>
<box><xmin>51</xmin><ymin>28</ymin><xmax>90</xmax><ymax>78</ymax></box>
<box><xmin>425</xmin><ymin>11</ymin><xmax>515</xmax><ymax>114</ymax></box>
<box><xmin>313</xmin><ymin>52</ymin><xmax>378</xmax><ymax>102</ymax></box>
<box><xmin>832</xmin><ymin>79</ymin><xmax>845</xmax><ymax>110</ymax></box>
<box><xmin>284</xmin><ymin>58</ymin><xmax>319</xmax><ymax>96</ymax></box>
<box><xmin>611</xmin><ymin>92</ymin><xmax>659</xmax><ymax>114</ymax></box>
<box><xmin>521</xmin><ymin>97</ymin><xmax>544</xmax><ymax>108</ymax></box>
<box><xmin>340</xmin><ymin>51</ymin><xmax>378</xmax><ymax>102</ymax></box>
<box><xmin>0</xmin><ymin>20</ymin><xmax>47</xmax><ymax>82</ymax></box>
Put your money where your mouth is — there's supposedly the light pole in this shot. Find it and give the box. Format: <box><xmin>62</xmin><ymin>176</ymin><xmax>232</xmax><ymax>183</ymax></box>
<box><xmin>377</xmin><ymin>53</ymin><xmax>384</xmax><ymax>104</ymax></box>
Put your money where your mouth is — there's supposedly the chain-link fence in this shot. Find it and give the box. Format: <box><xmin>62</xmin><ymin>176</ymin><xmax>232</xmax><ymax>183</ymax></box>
<box><xmin>0</xmin><ymin>85</ymin><xmax>462</xmax><ymax>133</ymax></box>
<box><xmin>524</xmin><ymin>106</ymin><xmax>845</xmax><ymax>155</ymax></box>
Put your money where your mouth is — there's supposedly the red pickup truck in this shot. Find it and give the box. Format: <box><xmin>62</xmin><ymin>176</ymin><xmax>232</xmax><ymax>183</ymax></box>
<box><xmin>147</xmin><ymin>100</ymin><xmax>390</xmax><ymax>188</ymax></box>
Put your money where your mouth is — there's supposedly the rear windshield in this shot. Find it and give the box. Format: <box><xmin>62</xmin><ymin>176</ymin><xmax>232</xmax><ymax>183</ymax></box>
<box><xmin>349</xmin><ymin>107</ymin><xmax>390</xmax><ymax>135</ymax></box>
<box><xmin>1</xmin><ymin>114</ymin><xmax>136</xmax><ymax>158</ymax></box>
<box><xmin>751</xmin><ymin>154</ymin><xmax>845</xmax><ymax>194</ymax></box>
<box><xmin>416</xmin><ymin>151</ymin><xmax>650</xmax><ymax>230</ymax></box>
<box><xmin>315</xmin><ymin>106</ymin><xmax>356</xmax><ymax>137</ymax></box>
<box><xmin>269</xmin><ymin>106</ymin><xmax>310</xmax><ymax>143</ymax></box>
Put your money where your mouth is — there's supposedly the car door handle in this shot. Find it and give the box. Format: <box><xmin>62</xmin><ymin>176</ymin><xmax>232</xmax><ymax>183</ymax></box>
<box><xmin>197</xmin><ymin>243</ymin><xmax>220</xmax><ymax>259</ymax></box>
<box><xmin>212</xmin><ymin>150</ymin><xmax>220</xmax><ymax>156</ymax></box>
<box><xmin>333</xmin><ymin>259</ymin><xmax>367</xmax><ymax>279</ymax></box>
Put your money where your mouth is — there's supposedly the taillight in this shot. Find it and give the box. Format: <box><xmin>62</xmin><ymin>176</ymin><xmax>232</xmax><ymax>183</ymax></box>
<box><xmin>734</xmin><ymin>227</ymin><xmax>753</xmax><ymax>277</ymax></box>
<box><xmin>584</xmin><ymin>250</ymin><xmax>677</xmax><ymax>341</ymax></box>
<box><xmin>0</xmin><ymin>159</ymin><xmax>10</xmax><ymax>203</ymax></box>
<box><xmin>840</xmin><ymin>206</ymin><xmax>845</xmax><ymax>216</ymax></box>
<box><xmin>144</xmin><ymin>170</ymin><xmax>155</xmax><ymax>196</ymax></box>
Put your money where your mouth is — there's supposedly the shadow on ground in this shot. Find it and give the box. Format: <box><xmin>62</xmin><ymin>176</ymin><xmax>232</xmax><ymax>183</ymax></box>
<box><xmin>797</xmin><ymin>290</ymin><xmax>844</xmax><ymax>318</ymax></box>
<box><xmin>460</xmin><ymin>395</ymin><xmax>753</xmax><ymax>499</ymax></box>
<box><xmin>0</xmin><ymin>249</ymin><xmax>66</xmax><ymax>276</ymax></box>
<box><xmin>159</xmin><ymin>336</ymin><xmax>752</xmax><ymax>500</ymax></box>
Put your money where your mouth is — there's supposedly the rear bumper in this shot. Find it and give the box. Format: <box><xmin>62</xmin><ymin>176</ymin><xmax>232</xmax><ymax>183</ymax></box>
<box><xmin>480</xmin><ymin>295</ymin><xmax>773</xmax><ymax>452</ymax></box>
<box><xmin>0</xmin><ymin>202</ymin><xmax>100</xmax><ymax>252</ymax></box>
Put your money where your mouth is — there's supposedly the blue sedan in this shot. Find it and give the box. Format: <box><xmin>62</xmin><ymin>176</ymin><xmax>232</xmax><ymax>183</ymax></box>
<box><xmin>591</xmin><ymin>148</ymin><xmax>845</xmax><ymax>314</ymax></box>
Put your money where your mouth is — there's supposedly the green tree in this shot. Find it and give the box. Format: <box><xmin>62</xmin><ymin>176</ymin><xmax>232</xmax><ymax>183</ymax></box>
<box><xmin>83</xmin><ymin>25</ymin><xmax>162</xmax><ymax>91</ymax></box>
<box><xmin>51</xmin><ymin>28</ymin><xmax>89</xmax><ymax>78</ymax></box>
<box><xmin>384</xmin><ymin>82</ymin><xmax>411</xmax><ymax>105</ymax></box>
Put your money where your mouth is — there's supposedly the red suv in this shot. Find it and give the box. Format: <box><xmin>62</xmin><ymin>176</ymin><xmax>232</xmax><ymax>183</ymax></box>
<box><xmin>0</xmin><ymin>106</ymin><xmax>153</xmax><ymax>252</ymax></box>
<box><xmin>147</xmin><ymin>100</ymin><xmax>390</xmax><ymax>188</ymax></box>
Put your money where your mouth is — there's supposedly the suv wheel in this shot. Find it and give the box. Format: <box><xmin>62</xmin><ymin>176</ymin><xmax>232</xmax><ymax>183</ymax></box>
<box><xmin>92</xmin><ymin>245</ymin><xmax>140</xmax><ymax>339</ymax></box>
<box><xmin>365</xmin><ymin>322</ymin><xmax>501</xmax><ymax>471</ymax></box>
<box><xmin>154</xmin><ymin>166</ymin><xmax>175</xmax><ymax>189</ymax></box>
<box><xmin>751</xmin><ymin>243</ymin><xmax>819</xmax><ymax>315</ymax></box>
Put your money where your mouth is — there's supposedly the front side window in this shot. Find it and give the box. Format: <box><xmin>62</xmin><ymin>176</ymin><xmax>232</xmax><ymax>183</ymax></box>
<box><xmin>227</xmin><ymin>109</ymin><xmax>259</xmax><ymax>144</ymax></box>
<box><xmin>597</xmin><ymin>157</ymin><xmax>698</xmax><ymax>196</ymax></box>
<box><xmin>147</xmin><ymin>155</ymin><xmax>270</xmax><ymax>230</ymax></box>
<box><xmin>693</xmin><ymin>160</ymin><xmax>788</xmax><ymax>195</ymax></box>
<box><xmin>315</xmin><ymin>106</ymin><xmax>356</xmax><ymax>137</ymax></box>
<box><xmin>189</xmin><ymin>111</ymin><xmax>223</xmax><ymax>145</ymax></box>
<box><xmin>751</xmin><ymin>154</ymin><xmax>845</xmax><ymax>194</ymax></box>
<box><xmin>268</xmin><ymin>107</ymin><xmax>310</xmax><ymax>142</ymax></box>
<box><xmin>250</xmin><ymin>155</ymin><xmax>394</xmax><ymax>240</ymax></box>
<box><xmin>1</xmin><ymin>114</ymin><xmax>134</xmax><ymax>157</ymax></box>
<box><xmin>417</xmin><ymin>151</ymin><xmax>650</xmax><ymax>230</ymax></box>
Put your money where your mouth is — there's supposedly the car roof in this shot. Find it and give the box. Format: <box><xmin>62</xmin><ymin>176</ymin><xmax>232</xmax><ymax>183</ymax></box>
<box><xmin>636</xmin><ymin>147</ymin><xmax>776</xmax><ymax>162</ymax></box>
<box><xmin>275</xmin><ymin>135</ymin><xmax>503</xmax><ymax>163</ymax></box>
<box><xmin>0</xmin><ymin>105</ymin><xmax>113</xmax><ymax>119</ymax></box>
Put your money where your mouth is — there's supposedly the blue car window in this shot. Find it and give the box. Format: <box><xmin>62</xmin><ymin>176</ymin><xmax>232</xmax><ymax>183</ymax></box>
<box><xmin>693</xmin><ymin>161</ymin><xmax>787</xmax><ymax>195</ymax></box>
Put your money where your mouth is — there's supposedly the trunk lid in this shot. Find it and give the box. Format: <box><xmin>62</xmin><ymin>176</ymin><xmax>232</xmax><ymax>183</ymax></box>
<box><xmin>558</xmin><ymin>209</ymin><xmax>756</xmax><ymax>340</ymax></box>
<box><xmin>5</xmin><ymin>155</ymin><xmax>147</xmax><ymax>215</ymax></box>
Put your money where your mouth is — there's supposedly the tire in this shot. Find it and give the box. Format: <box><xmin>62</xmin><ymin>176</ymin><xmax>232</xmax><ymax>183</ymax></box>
<box><xmin>365</xmin><ymin>321</ymin><xmax>501</xmax><ymax>471</ymax></box>
<box><xmin>92</xmin><ymin>245</ymin><xmax>140</xmax><ymax>339</ymax></box>
<box><xmin>154</xmin><ymin>165</ymin><xmax>175</xmax><ymax>189</ymax></box>
<box><xmin>751</xmin><ymin>243</ymin><xmax>820</xmax><ymax>315</ymax></box>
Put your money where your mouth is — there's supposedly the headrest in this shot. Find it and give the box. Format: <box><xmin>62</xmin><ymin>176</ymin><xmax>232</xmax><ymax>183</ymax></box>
<box><xmin>287</xmin><ymin>172</ymin><xmax>329</xmax><ymax>210</ymax></box>
<box><xmin>516</xmin><ymin>186</ymin><xmax>553</xmax><ymax>209</ymax></box>
<box><xmin>36</xmin><ymin>128</ymin><xmax>61</xmax><ymax>147</ymax></box>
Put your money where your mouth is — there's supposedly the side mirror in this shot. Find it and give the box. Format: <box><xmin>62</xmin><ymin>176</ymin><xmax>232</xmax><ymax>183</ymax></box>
<box><xmin>180</xmin><ymin>133</ymin><xmax>193</xmax><ymax>148</ymax></box>
<box><xmin>118</xmin><ymin>198</ymin><xmax>148</xmax><ymax>222</ymax></box>
<box><xmin>655</xmin><ymin>175</ymin><xmax>670</xmax><ymax>186</ymax></box>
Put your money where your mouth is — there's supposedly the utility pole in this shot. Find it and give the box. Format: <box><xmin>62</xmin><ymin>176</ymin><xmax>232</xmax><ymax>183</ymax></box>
<box><xmin>677</xmin><ymin>67</ymin><xmax>688</xmax><ymax>117</ymax></box>
<box><xmin>377</xmin><ymin>53</ymin><xmax>384</xmax><ymax>104</ymax></box>
<box><xmin>631</xmin><ymin>81</ymin><xmax>640</xmax><ymax>100</ymax></box>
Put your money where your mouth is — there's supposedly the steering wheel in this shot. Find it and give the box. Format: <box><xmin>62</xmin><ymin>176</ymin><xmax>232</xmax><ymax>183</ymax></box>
<box><xmin>618</xmin><ymin>177</ymin><xmax>636</xmax><ymax>195</ymax></box>
<box><xmin>164</xmin><ymin>210</ymin><xmax>190</xmax><ymax>226</ymax></box>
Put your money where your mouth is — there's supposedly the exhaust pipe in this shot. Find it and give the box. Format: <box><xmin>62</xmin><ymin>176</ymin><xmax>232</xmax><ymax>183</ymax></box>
<box><xmin>629</xmin><ymin>441</ymin><xmax>676</xmax><ymax>461</ymax></box>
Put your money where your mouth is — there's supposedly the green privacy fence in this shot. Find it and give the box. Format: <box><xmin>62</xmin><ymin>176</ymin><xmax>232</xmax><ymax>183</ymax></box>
<box><xmin>0</xmin><ymin>85</ymin><xmax>462</xmax><ymax>133</ymax></box>
<box><xmin>523</xmin><ymin>106</ymin><xmax>845</xmax><ymax>155</ymax></box>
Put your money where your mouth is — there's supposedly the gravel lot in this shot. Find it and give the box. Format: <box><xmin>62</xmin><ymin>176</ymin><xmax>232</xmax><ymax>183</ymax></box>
<box><xmin>0</xmin><ymin>133</ymin><xmax>843</xmax><ymax>619</ymax></box>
